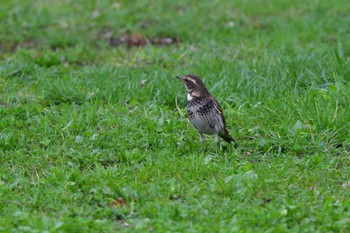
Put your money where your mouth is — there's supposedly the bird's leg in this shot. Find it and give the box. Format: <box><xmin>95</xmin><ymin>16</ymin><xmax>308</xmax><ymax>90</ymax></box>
<box><xmin>200</xmin><ymin>133</ymin><xmax>204</xmax><ymax>153</ymax></box>
<box><xmin>214</xmin><ymin>133</ymin><xmax>219</xmax><ymax>153</ymax></box>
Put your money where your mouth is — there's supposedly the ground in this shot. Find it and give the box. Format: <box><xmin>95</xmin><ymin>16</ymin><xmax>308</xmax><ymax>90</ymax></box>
<box><xmin>1</xmin><ymin>0</ymin><xmax>350</xmax><ymax>232</ymax></box>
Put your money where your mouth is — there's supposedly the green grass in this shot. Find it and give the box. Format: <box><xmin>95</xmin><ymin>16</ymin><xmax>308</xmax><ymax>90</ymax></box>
<box><xmin>1</xmin><ymin>0</ymin><xmax>350</xmax><ymax>232</ymax></box>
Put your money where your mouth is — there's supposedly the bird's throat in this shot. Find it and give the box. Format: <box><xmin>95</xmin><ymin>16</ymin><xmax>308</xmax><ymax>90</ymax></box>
<box><xmin>187</xmin><ymin>93</ymin><xmax>193</xmax><ymax>101</ymax></box>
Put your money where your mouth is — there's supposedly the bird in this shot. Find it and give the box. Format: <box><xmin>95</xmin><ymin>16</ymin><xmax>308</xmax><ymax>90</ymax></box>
<box><xmin>176</xmin><ymin>74</ymin><xmax>235</xmax><ymax>152</ymax></box>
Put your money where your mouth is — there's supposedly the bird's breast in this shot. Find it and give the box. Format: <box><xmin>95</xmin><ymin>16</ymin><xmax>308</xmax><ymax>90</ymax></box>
<box><xmin>187</xmin><ymin>98</ymin><xmax>225</xmax><ymax>134</ymax></box>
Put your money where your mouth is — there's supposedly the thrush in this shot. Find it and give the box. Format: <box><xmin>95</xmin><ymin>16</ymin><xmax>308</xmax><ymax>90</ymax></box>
<box><xmin>176</xmin><ymin>74</ymin><xmax>235</xmax><ymax>152</ymax></box>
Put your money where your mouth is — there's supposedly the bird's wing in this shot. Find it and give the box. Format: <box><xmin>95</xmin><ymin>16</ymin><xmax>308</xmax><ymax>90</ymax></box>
<box><xmin>208</xmin><ymin>97</ymin><xmax>226</xmax><ymax>127</ymax></box>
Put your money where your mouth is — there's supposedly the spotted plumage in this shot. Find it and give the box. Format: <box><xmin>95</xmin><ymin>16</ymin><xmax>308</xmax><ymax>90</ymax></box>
<box><xmin>176</xmin><ymin>74</ymin><xmax>235</xmax><ymax>152</ymax></box>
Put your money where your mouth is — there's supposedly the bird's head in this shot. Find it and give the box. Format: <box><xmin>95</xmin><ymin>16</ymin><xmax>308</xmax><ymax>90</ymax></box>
<box><xmin>176</xmin><ymin>74</ymin><xmax>210</xmax><ymax>98</ymax></box>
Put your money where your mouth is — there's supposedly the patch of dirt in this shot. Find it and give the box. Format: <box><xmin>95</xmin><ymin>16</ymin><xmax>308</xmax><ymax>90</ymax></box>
<box><xmin>107</xmin><ymin>32</ymin><xmax>180</xmax><ymax>48</ymax></box>
<box><xmin>0</xmin><ymin>40</ymin><xmax>37</xmax><ymax>52</ymax></box>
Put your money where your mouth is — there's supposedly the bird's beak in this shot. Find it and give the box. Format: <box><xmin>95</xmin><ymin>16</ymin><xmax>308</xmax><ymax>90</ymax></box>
<box><xmin>176</xmin><ymin>76</ymin><xmax>181</xmax><ymax>79</ymax></box>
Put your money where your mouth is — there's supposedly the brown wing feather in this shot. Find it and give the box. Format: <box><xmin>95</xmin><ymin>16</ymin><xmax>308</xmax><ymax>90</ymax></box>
<box><xmin>209</xmin><ymin>96</ymin><xmax>235</xmax><ymax>144</ymax></box>
<box><xmin>209</xmin><ymin>96</ymin><xmax>226</xmax><ymax>127</ymax></box>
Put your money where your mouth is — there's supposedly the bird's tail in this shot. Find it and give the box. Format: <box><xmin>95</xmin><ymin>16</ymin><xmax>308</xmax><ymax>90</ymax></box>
<box><xmin>219</xmin><ymin>130</ymin><xmax>235</xmax><ymax>144</ymax></box>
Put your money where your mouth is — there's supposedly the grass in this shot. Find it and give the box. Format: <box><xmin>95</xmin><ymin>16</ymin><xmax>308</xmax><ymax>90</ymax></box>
<box><xmin>1</xmin><ymin>0</ymin><xmax>350</xmax><ymax>232</ymax></box>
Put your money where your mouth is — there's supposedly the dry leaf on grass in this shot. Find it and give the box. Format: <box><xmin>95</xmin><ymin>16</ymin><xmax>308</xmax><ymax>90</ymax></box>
<box><xmin>109</xmin><ymin>197</ymin><xmax>127</xmax><ymax>208</ymax></box>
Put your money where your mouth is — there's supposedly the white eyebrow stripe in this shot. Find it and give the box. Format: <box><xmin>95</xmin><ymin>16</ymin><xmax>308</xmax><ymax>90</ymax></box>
<box><xmin>187</xmin><ymin>77</ymin><xmax>197</xmax><ymax>84</ymax></box>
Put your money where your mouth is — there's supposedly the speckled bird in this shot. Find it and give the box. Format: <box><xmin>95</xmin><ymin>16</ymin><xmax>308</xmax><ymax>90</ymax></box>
<box><xmin>176</xmin><ymin>74</ymin><xmax>235</xmax><ymax>152</ymax></box>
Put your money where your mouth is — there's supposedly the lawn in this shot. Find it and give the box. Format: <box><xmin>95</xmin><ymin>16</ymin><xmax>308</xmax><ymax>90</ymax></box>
<box><xmin>1</xmin><ymin>0</ymin><xmax>350</xmax><ymax>232</ymax></box>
